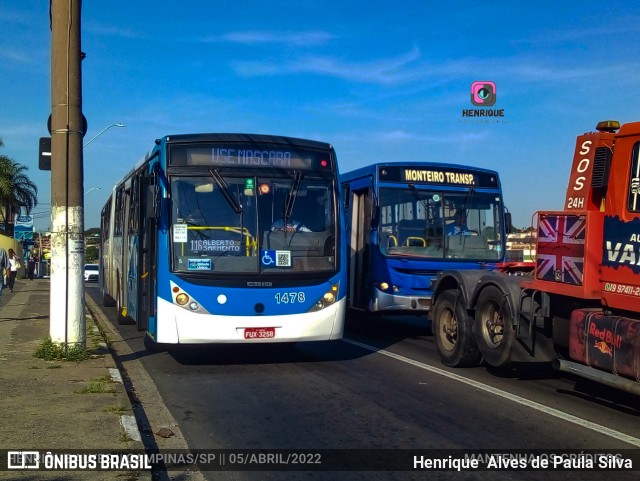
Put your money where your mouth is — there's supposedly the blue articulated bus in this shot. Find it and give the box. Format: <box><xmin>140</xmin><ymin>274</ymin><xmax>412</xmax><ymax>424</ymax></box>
<box><xmin>100</xmin><ymin>134</ymin><xmax>346</xmax><ymax>351</ymax></box>
<box><xmin>340</xmin><ymin>162</ymin><xmax>509</xmax><ymax>316</ymax></box>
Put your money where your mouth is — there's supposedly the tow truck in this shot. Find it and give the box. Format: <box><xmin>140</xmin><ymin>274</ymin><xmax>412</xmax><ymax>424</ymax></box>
<box><xmin>430</xmin><ymin>120</ymin><xmax>640</xmax><ymax>395</ymax></box>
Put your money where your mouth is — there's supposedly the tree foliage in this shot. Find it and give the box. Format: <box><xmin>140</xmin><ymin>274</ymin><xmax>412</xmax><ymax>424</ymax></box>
<box><xmin>85</xmin><ymin>245</ymin><xmax>99</xmax><ymax>263</ymax></box>
<box><xmin>0</xmin><ymin>137</ymin><xmax>38</xmax><ymax>223</ymax></box>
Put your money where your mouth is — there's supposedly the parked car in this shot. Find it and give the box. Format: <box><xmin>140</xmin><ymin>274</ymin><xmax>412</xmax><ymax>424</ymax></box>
<box><xmin>84</xmin><ymin>264</ymin><xmax>99</xmax><ymax>282</ymax></box>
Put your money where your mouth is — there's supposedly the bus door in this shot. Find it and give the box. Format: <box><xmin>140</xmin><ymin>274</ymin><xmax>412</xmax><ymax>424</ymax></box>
<box><xmin>137</xmin><ymin>172</ymin><xmax>157</xmax><ymax>331</ymax></box>
<box><xmin>114</xmin><ymin>185</ymin><xmax>130</xmax><ymax>323</ymax></box>
<box><xmin>345</xmin><ymin>179</ymin><xmax>374</xmax><ymax>309</ymax></box>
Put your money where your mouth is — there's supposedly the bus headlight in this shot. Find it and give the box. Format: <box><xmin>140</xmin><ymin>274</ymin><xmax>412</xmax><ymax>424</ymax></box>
<box><xmin>379</xmin><ymin>282</ymin><xmax>390</xmax><ymax>291</ymax></box>
<box><xmin>169</xmin><ymin>281</ymin><xmax>211</xmax><ymax>314</ymax></box>
<box><xmin>176</xmin><ymin>293</ymin><xmax>189</xmax><ymax>306</ymax></box>
<box><xmin>308</xmin><ymin>283</ymin><xmax>339</xmax><ymax>312</ymax></box>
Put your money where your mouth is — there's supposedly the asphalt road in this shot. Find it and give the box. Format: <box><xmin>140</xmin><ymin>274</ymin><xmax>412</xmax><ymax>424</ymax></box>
<box><xmin>86</xmin><ymin>285</ymin><xmax>640</xmax><ymax>481</ymax></box>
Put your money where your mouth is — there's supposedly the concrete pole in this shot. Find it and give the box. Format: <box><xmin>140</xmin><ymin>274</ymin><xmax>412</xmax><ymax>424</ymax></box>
<box><xmin>50</xmin><ymin>0</ymin><xmax>85</xmax><ymax>349</ymax></box>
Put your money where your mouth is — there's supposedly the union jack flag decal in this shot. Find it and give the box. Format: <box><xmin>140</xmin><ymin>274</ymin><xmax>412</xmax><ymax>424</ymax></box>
<box><xmin>536</xmin><ymin>214</ymin><xmax>585</xmax><ymax>285</ymax></box>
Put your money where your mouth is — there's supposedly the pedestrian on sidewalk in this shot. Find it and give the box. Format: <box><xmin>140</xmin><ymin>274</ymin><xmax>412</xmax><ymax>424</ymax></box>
<box><xmin>27</xmin><ymin>255</ymin><xmax>36</xmax><ymax>280</ymax></box>
<box><xmin>7</xmin><ymin>248</ymin><xmax>21</xmax><ymax>292</ymax></box>
<box><xmin>0</xmin><ymin>246</ymin><xmax>7</xmax><ymax>299</ymax></box>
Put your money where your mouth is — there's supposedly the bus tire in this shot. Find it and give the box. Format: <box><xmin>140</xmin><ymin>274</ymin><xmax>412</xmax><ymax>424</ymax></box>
<box><xmin>474</xmin><ymin>285</ymin><xmax>515</xmax><ymax>367</ymax></box>
<box><xmin>432</xmin><ymin>289</ymin><xmax>482</xmax><ymax>367</ymax></box>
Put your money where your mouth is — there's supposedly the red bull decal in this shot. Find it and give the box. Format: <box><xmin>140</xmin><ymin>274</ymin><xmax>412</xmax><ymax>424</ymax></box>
<box><xmin>588</xmin><ymin>321</ymin><xmax>623</xmax><ymax>349</ymax></box>
<box><xmin>593</xmin><ymin>340</ymin><xmax>613</xmax><ymax>356</ymax></box>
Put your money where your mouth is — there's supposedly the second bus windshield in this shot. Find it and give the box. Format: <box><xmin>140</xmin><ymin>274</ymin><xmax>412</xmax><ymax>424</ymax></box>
<box><xmin>378</xmin><ymin>188</ymin><xmax>503</xmax><ymax>260</ymax></box>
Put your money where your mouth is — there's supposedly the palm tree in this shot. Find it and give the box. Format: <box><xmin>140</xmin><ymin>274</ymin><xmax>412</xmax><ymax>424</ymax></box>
<box><xmin>0</xmin><ymin>137</ymin><xmax>39</xmax><ymax>230</ymax></box>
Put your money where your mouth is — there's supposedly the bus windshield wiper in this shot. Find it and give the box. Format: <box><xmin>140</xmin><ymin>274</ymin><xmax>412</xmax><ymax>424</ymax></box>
<box><xmin>408</xmin><ymin>183</ymin><xmax>431</xmax><ymax>221</ymax></box>
<box><xmin>209</xmin><ymin>169</ymin><xmax>242</xmax><ymax>214</ymax></box>
<box><xmin>461</xmin><ymin>186</ymin><xmax>476</xmax><ymax>217</ymax></box>
<box><xmin>282</xmin><ymin>171</ymin><xmax>302</xmax><ymax>229</ymax></box>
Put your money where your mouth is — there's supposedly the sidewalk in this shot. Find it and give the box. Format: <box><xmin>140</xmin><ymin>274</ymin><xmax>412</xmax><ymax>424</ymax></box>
<box><xmin>0</xmin><ymin>276</ymin><xmax>147</xmax><ymax>480</ymax></box>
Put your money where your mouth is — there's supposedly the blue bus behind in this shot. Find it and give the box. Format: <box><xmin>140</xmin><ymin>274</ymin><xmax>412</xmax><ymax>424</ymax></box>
<box><xmin>101</xmin><ymin>134</ymin><xmax>346</xmax><ymax>350</ymax></box>
<box><xmin>340</xmin><ymin>162</ymin><xmax>508</xmax><ymax>315</ymax></box>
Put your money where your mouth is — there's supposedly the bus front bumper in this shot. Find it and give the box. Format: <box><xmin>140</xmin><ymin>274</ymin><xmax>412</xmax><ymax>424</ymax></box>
<box><xmin>370</xmin><ymin>288</ymin><xmax>432</xmax><ymax>314</ymax></box>
<box><xmin>154</xmin><ymin>297</ymin><xmax>346</xmax><ymax>344</ymax></box>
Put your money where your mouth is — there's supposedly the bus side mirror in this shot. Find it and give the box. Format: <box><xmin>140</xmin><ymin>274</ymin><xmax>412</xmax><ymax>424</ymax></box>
<box><xmin>504</xmin><ymin>212</ymin><xmax>513</xmax><ymax>234</ymax></box>
<box><xmin>370</xmin><ymin>206</ymin><xmax>380</xmax><ymax>228</ymax></box>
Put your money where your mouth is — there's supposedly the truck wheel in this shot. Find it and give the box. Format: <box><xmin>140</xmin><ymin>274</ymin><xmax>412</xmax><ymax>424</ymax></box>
<box><xmin>433</xmin><ymin>290</ymin><xmax>482</xmax><ymax>367</ymax></box>
<box><xmin>474</xmin><ymin>285</ymin><xmax>515</xmax><ymax>366</ymax></box>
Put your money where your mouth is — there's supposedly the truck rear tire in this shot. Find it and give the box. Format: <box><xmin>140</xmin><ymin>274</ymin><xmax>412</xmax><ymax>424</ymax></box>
<box><xmin>474</xmin><ymin>285</ymin><xmax>516</xmax><ymax>366</ymax></box>
<box><xmin>433</xmin><ymin>290</ymin><xmax>482</xmax><ymax>367</ymax></box>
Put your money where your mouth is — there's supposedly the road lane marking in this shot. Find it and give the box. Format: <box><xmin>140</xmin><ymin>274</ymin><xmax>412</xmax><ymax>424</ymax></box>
<box><xmin>343</xmin><ymin>338</ymin><xmax>640</xmax><ymax>448</ymax></box>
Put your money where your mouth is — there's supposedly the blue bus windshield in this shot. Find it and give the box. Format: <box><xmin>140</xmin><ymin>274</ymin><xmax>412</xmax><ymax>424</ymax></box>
<box><xmin>378</xmin><ymin>188</ymin><xmax>503</xmax><ymax>261</ymax></box>
<box><xmin>171</xmin><ymin>174</ymin><xmax>337</xmax><ymax>274</ymax></box>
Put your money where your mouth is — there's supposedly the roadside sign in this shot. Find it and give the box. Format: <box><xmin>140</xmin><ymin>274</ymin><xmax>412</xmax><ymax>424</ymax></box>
<box><xmin>14</xmin><ymin>215</ymin><xmax>34</xmax><ymax>241</ymax></box>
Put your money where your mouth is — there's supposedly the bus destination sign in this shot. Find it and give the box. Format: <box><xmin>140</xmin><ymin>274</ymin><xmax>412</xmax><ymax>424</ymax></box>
<box><xmin>379</xmin><ymin>166</ymin><xmax>498</xmax><ymax>188</ymax></box>
<box><xmin>171</xmin><ymin>144</ymin><xmax>329</xmax><ymax>171</ymax></box>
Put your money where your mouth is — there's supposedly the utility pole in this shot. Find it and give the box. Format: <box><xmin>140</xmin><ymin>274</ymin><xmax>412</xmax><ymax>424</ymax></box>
<box><xmin>50</xmin><ymin>0</ymin><xmax>85</xmax><ymax>349</ymax></box>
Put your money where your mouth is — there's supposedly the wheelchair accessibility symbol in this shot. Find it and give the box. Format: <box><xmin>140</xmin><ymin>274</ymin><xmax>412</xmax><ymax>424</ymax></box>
<box><xmin>261</xmin><ymin>250</ymin><xmax>276</xmax><ymax>266</ymax></box>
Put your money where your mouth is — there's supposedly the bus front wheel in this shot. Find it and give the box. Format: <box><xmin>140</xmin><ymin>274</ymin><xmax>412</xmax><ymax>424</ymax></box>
<box><xmin>432</xmin><ymin>290</ymin><xmax>482</xmax><ymax>367</ymax></box>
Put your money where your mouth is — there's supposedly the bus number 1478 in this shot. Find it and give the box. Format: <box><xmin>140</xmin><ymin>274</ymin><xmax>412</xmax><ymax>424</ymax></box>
<box><xmin>274</xmin><ymin>292</ymin><xmax>306</xmax><ymax>304</ymax></box>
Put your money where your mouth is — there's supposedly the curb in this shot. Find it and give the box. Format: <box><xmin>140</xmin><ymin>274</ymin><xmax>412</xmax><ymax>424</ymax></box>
<box><xmin>86</xmin><ymin>294</ymin><xmax>205</xmax><ymax>481</ymax></box>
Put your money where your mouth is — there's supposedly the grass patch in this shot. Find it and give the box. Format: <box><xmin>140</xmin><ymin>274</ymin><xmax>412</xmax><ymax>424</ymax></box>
<box><xmin>87</xmin><ymin>318</ymin><xmax>113</xmax><ymax>353</ymax></box>
<box><xmin>34</xmin><ymin>337</ymin><xmax>89</xmax><ymax>362</ymax></box>
<box><xmin>115</xmin><ymin>472</ymin><xmax>140</xmax><ymax>481</ymax></box>
<box><xmin>75</xmin><ymin>376</ymin><xmax>116</xmax><ymax>394</ymax></box>
<box><xmin>105</xmin><ymin>404</ymin><xmax>130</xmax><ymax>415</ymax></box>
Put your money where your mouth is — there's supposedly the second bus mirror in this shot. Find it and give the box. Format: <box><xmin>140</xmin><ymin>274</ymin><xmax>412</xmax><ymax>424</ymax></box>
<box><xmin>504</xmin><ymin>211</ymin><xmax>513</xmax><ymax>234</ymax></box>
<box><xmin>370</xmin><ymin>206</ymin><xmax>380</xmax><ymax>228</ymax></box>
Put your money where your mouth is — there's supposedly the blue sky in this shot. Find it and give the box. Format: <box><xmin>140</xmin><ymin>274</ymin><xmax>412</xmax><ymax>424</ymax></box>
<box><xmin>1</xmin><ymin>1</ymin><xmax>639</xmax><ymax>231</ymax></box>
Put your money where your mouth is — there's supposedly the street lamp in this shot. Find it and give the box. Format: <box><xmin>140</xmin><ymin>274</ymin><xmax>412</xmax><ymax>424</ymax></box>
<box><xmin>83</xmin><ymin>123</ymin><xmax>126</xmax><ymax>148</ymax></box>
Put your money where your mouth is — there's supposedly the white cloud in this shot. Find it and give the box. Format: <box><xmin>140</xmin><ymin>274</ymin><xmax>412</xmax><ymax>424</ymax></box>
<box><xmin>233</xmin><ymin>45</ymin><xmax>423</xmax><ymax>85</ymax></box>
<box><xmin>83</xmin><ymin>21</ymin><xmax>141</xmax><ymax>39</ymax></box>
<box><xmin>376</xmin><ymin>130</ymin><xmax>489</xmax><ymax>144</ymax></box>
<box><xmin>220</xmin><ymin>31</ymin><xmax>336</xmax><ymax>46</ymax></box>
<box><xmin>0</xmin><ymin>47</ymin><xmax>32</xmax><ymax>64</ymax></box>
<box><xmin>380</xmin><ymin>130</ymin><xmax>415</xmax><ymax>141</ymax></box>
